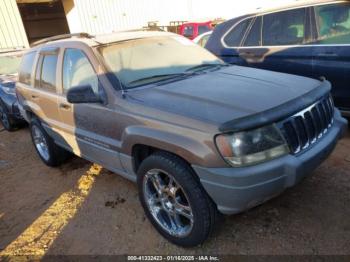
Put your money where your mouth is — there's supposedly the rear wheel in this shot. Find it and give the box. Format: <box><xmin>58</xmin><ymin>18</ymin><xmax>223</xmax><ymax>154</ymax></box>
<box><xmin>137</xmin><ymin>151</ymin><xmax>218</xmax><ymax>247</ymax></box>
<box><xmin>30</xmin><ymin>118</ymin><xmax>70</xmax><ymax>167</ymax></box>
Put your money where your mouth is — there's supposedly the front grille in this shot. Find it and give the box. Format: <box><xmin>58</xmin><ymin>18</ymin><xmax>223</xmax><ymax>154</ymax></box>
<box><xmin>279</xmin><ymin>95</ymin><xmax>334</xmax><ymax>154</ymax></box>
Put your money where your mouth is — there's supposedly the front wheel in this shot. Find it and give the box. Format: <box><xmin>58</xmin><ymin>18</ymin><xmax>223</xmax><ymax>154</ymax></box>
<box><xmin>137</xmin><ymin>151</ymin><xmax>218</xmax><ymax>247</ymax></box>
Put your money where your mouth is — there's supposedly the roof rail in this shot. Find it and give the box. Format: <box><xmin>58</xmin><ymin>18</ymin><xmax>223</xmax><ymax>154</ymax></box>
<box><xmin>30</xmin><ymin>33</ymin><xmax>94</xmax><ymax>47</ymax></box>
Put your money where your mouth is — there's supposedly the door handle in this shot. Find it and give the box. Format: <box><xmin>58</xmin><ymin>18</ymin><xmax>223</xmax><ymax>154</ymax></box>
<box><xmin>31</xmin><ymin>94</ymin><xmax>39</xmax><ymax>99</ymax></box>
<box><xmin>240</xmin><ymin>51</ymin><xmax>260</xmax><ymax>58</ymax></box>
<box><xmin>59</xmin><ymin>103</ymin><xmax>71</xmax><ymax>110</ymax></box>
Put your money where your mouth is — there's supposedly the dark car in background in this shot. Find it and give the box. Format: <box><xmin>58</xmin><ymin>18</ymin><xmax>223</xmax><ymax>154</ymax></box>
<box><xmin>206</xmin><ymin>0</ymin><xmax>350</xmax><ymax>115</ymax></box>
<box><xmin>0</xmin><ymin>49</ymin><xmax>25</xmax><ymax>131</ymax></box>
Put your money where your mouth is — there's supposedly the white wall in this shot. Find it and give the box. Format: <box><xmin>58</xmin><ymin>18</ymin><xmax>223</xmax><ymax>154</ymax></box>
<box><xmin>0</xmin><ymin>0</ymin><xmax>29</xmax><ymax>49</ymax></box>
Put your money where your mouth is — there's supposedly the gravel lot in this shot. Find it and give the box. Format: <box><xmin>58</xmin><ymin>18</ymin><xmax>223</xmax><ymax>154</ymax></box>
<box><xmin>0</xmin><ymin>124</ymin><xmax>349</xmax><ymax>256</ymax></box>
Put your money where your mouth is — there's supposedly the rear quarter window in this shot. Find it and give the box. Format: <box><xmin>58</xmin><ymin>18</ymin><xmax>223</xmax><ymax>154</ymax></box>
<box><xmin>314</xmin><ymin>3</ymin><xmax>350</xmax><ymax>44</ymax></box>
<box><xmin>224</xmin><ymin>18</ymin><xmax>252</xmax><ymax>47</ymax></box>
<box><xmin>18</xmin><ymin>52</ymin><xmax>36</xmax><ymax>85</ymax></box>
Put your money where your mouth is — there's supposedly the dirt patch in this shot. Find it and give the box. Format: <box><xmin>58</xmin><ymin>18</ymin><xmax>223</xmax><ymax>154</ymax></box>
<box><xmin>0</xmin><ymin>125</ymin><xmax>349</xmax><ymax>255</ymax></box>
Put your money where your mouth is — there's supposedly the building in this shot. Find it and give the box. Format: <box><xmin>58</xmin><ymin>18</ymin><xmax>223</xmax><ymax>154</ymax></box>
<box><xmin>0</xmin><ymin>0</ymin><xmax>295</xmax><ymax>50</ymax></box>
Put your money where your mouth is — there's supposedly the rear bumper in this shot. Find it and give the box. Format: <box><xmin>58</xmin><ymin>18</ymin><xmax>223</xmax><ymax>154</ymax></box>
<box><xmin>193</xmin><ymin>110</ymin><xmax>347</xmax><ymax>215</ymax></box>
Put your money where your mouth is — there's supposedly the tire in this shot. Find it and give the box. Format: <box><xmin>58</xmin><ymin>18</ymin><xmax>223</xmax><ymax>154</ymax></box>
<box><xmin>0</xmin><ymin>102</ymin><xmax>16</xmax><ymax>131</ymax></box>
<box><xmin>137</xmin><ymin>151</ymin><xmax>218</xmax><ymax>247</ymax></box>
<box><xmin>30</xmin><ymin>117</ymin><xmax>70</xmax><ymax>167</ymax></box>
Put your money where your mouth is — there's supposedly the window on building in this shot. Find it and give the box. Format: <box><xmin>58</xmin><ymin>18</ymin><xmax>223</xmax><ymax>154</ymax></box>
<box><xmin>262</xmin><ymin>8</ymin><xmax>306</xmax><ymax>46</ymax></box>
<box><xmin>224</xmin><ymin>18</ymin><xmax>252</xmax><ymax>47</ymax></box>
<box><xmin>314</xmin><ymin>3</ymin><xmax>350</xmax><ymax>44</ymax></box>
<box><xmin>62</xmin><ymin>49</ymin><xmax>99</xmax><ymax>94</ymax></box>
<box><xmin>18</xmin><ymin>52</ymin><xmax>36</xmax><ymax>85</ymax></box>
<box><xmin>243</xmin><ymin>16</ymin><xmax>262</xmax><ymax>47</ymax></box>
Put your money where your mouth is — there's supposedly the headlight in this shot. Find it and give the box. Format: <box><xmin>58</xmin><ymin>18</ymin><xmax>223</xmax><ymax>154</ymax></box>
<box><xmin>215</xmin><ymin>124</ymin><xmax>289</xmax><ymax>167</ymax></box>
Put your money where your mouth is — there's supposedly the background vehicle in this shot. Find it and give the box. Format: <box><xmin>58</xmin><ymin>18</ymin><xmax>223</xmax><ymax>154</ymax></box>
<box><xmin>206</xmin><ymin>0</ymin><xmax>350</xmax><ymax>115</ymax></box>
<box><xmin>0</xmin><ymin>49</ymin><xmax>25</xmax><ymax>131</ymax></box>
<box><xmin>179</xmin><ymin>21</ymin><xmax>213</xmax><ymax>40</ymax></box>
<box><xmin>16</xmin><ymin>32</ymin><xmax>347</xmax><ymax>247</ymax></box>
<box><xmin>193</xmin><ymin>31</ymin><xmax>212</xmax><ymax>47</ymax></box>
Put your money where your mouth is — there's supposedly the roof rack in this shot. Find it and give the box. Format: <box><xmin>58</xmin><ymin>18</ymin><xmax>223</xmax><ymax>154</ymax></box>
<box><xmin>30</xmin><ymin>33</ymin><xmax>94</xmax><ymax>47</ymax></box>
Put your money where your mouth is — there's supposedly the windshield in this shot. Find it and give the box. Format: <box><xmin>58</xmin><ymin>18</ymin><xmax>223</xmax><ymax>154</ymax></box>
<box><xmin>98</xmin><ymin>36</ymin><xmax>223</xmax><ymax>88</ymax></box>
<box><xmin>0</xmin><ymin>54</ymin><xmax>22</xmax><ymax>75</ymax></box>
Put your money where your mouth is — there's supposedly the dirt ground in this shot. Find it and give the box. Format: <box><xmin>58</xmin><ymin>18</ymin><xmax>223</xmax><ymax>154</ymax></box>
<box><xmin>0</xmin><ymin>124</ymin><xmax>349</xmax><ymax>256</ymax></box>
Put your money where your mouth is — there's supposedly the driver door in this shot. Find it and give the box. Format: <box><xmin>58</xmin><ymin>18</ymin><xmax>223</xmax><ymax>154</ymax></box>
<box><xmin>56</xmin><ymin>46</ymin><xmax>124</xmax><ymax>172</ymax></box>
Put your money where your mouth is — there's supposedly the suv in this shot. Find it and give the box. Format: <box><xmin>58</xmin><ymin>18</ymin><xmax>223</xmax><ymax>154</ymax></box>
<box><xmin>206</xmin><ymin>0</ymin><xmax>350</xmax><ymax>115</ymax></box>
<box><xmin>16</xmin><ymin>32</ymin><xmax>347</xmax><ymax>247</ymax></box>
<box><xmin>0</xmin><ymin>49</ymin><xmax>26</xmax><ymax>131</ymax></box>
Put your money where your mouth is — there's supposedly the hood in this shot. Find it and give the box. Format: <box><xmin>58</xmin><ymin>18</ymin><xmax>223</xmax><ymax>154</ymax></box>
<box><xmin>129</xmin><ymin>66</ymin><xmax>327</xmax><ymax>130</ymax></box>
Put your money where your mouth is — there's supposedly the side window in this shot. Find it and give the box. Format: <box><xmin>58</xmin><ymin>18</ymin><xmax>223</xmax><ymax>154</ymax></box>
<box><xmin>262</xmin><ymin>8</ymin><xmax>307</xmax><ymax>46</ymax></box>
<box><xmin>314</xmin><ymin>3</ymin><xmax>350</xmax><ymax>44</ymax></box>
<box><xmin>243</xmin><ymin>16</ymin><xmax>262</xmax><ymax>47</ymax></box>
<box><xmin>62</xmin><ymin>49</ymin><xmax>99</xmax><ymax>94</ymax></box>
<box><xmin>183</xmin><ymin>26</ymin><xmax>194</xmax><ymax>38</ymax></box>
<box><xmin>18</xmin><ymin>52</ymin><xmax>36</xmax><ymax>85</ymax></box>
<box><xmin>198</xmin><ymin>25</ymin><xmax>210</xmax><ymax>35</ymax></box>
<box><xmin>224</xmin><ymin>18</ymin><xmax>252</xmax><ymax>47</ymax></box>
<box><xmin>36</xmin><ymin>54</ymin><xmax>58</xmax><ymax>92</ymax></box>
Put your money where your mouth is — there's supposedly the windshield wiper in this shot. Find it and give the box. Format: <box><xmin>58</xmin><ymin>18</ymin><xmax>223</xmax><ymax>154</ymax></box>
<box><xmin>126</xmin><ymin>73</ymin><xmax>190</xmax><ymax>88</ymax></box>
<box><xmin>185</xmin><ymin>63</ymin><xmax>227</xmax><ymax>72</ymax></box>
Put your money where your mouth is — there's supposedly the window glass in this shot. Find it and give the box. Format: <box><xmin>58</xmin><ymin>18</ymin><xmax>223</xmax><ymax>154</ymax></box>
<box><xmin>244</xmin><ymin>16</ymin><xmax>262</xmax><ymax>46</ymax></box>
<box><xmin>224</xmin><ymin>18</ymin><xmax>252</xmax><ymax>47</ymax></box>
<box><xmin>99</xmin><ymin>36</ymin><xmax>222</xmax><ymax>89</ymax></box>
<box><xmin>314</xmin><ymin>3</ymin><xmax>350</xmax><ymax>44</ymax></box>
<box><xmin>18</xmin><ymin>52</ymin><xmax>36</xmax><ymax>85</ymax></box>
<box><xmin>198</xmin><ymin>25</ymin><xmax>211</xmax><ymax>35</ymax></box>
<box><xmin>40</xmin><ymin>54</ymin><xmax>57</xmax><ymax>92</ymax></box>
<box><xmin>183</xmin><ymin>26</ymin><xmax>194</xmax><ymax>38</ymax></box>
<box><xmin>62</xmin><ymin>49</ymin><xmax>99</xmax><ymax>94</ymax></box>
<box><xmin>262</xmin><ymin>8</ymin><xmax>306</xmax><ymax>46</ymax></box>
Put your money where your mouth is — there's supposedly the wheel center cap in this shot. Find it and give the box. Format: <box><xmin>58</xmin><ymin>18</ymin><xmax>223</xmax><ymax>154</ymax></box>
<box><xmin>163</xmin><ymin>199</ymin><xmax>173</xmax><ymax>210</ymax></box>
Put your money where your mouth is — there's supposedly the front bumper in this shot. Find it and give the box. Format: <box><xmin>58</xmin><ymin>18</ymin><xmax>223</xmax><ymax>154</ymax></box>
<box><xmin>193</xmin><ymin>110</ymin><xmax>347</xmax><ymax>215</ymax></box>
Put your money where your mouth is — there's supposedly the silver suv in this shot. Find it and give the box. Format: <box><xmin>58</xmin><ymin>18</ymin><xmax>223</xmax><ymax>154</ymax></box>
<box><xmin>16</xmin><ymin>32</ymin><xmax>347</xmax><ymax>247</ymax></box>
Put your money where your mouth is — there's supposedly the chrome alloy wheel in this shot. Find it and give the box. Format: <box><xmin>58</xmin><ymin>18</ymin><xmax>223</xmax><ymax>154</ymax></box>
<box><xmin>32</xmin><ymin>125</ymin><xmax>50</xmax><ymax>161</ymax></box>
<box><xmin>143</xmin><ymin>169</ymin><xmax>194</xmax><ymax>237</ymax></box>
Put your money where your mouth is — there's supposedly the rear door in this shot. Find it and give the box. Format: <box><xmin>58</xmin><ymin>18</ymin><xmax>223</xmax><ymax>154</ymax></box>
<box><xmin>238</xmin><ymin>7</ymin><xmax>314</xmax><ymax>77</ymax></box>
<box><xmin>28</xmin><ymin>48</ymin><xmax>61</xmax><ymax>137</ymax></box>
<box><xmin>311</xmin><ymin>2</ymin><xmax>350</xmax><ymax>112</ymax></box>
<box><xmin>56</xmin><ymin>46</ymin><xmax>125</xmax><ymax>173</ymax></box>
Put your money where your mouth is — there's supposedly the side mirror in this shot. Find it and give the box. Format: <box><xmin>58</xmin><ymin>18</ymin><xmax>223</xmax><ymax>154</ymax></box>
<box><xmin>66</xmin><ymin>85</ymin><xmax>103</xmax><ymax>104</ymax></box>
